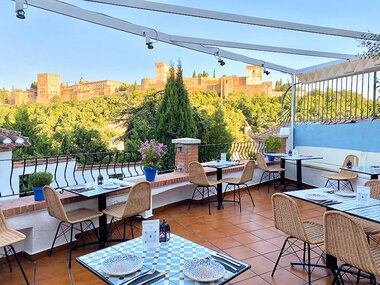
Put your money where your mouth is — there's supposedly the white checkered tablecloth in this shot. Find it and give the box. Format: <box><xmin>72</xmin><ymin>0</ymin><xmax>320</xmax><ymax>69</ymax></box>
<box><xmin>346</xmin><ymin>206</ymin><xmax>380</xmax><ymax>223</ymax></box>
<box><xmin>77</xmin><ymin>234</ymin><xmax>248</xmax><ymax>285</ymax></box>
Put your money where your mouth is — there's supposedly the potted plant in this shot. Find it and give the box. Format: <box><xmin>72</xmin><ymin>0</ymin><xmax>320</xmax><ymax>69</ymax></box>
<box><xmin>264</xmin><ymin>135</ymin><xmax>282</xmax><ymax>162</ymax></box>
<box><xmin>29</xmin><ymin>172</ymin><xmax>53</xmax><ymax>201</ymax></box>
<box><xmin>138</xmin><ymin>139</ymin><xmax>167</xmax><ymax>182</ymax></box>
<box><xmin>247</xmin><ymin>152</ymin><xmax>256</xmax><ymax>161</ymax></box>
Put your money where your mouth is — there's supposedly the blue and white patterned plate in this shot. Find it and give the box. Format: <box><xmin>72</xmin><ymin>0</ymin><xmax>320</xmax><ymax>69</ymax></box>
<box><xmin>101</xmin><ymin>254</ymin><xmax>143</xmax><ymax>276</ymax></box>
<box><xmin>183</xmin><ymin>258</ymin><xmax>225</xmax><ymax>282</ymax></box>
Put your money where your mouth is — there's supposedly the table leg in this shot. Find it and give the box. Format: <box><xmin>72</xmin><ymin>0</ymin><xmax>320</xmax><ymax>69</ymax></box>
<box><xmin>370</xmin><ymin>174</ymin><xmax>378</xmax><ymax>180</ymax></box>
<box><xmin>280</xmin><ymin>158</ymin><xmax>285</xmax><ymax>185</ymax></box>
<box><xmin>297</xmin><ymin>160</ymin><xmax>303</xmax><ymax>190</ymax></box>
<box><xmin>98</xmin><ymin>194</ymin><xmax>107</xmax><ymax>247</ymax></box>
<box><xmin>217</xmin><ymin>168</ymin><xmax>223</xmax><ymax>210</ymax></box>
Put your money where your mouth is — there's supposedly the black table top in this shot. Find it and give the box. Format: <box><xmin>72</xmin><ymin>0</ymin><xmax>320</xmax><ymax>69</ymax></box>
<box><xmin>63</xmin><ymin>179</ymin><xmax>135</xmax><ymax>198</ymax></box>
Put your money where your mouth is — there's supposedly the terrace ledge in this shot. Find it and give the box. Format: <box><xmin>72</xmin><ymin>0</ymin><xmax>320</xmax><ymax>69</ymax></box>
<box><xmin>1</xmin><ymin>160</ymin><xmax>279</xmax><ymax>218</ymax></box>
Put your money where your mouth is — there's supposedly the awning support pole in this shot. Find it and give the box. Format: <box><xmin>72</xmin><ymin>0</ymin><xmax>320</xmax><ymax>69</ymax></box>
<box><xmin>290</xmin><ymin>73</ymin><xmax>296</xmax><ymax>149</ymax></box>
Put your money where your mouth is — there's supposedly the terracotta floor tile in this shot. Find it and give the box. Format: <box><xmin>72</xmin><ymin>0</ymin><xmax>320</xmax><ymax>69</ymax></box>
<box><xmin>197</xmin><ymin>230</ymin><xmax>226</xmax><ymax>240</ymax></box>
<box><xmin>35</xmin><ymin>261</ymin><xmax>70</xmax><ymax>281</ymax></box>
<box><xmin>237</xmin><ymin>222</ymin><xmax>264</xmax><ymax>232</ymax></box>
<box><xmin>261</xmin><ymin>268</ymin><xmax>306</xmax><ymax>284</ymax></box>
<box><xmin>246</xmin><ymin>240</ymin><xmax>280</xmax><ymax>255</ymax></box>
<box><xmin>251</xmin><ymin>228</ymin><xmax>283</xmax><ymax>240</ymax></box>
<box><xmin>71</xmin><ymin>269</ymin><xmax>101</xmax><ymax>284</ymax></box>
<box><xmin>232</xmin><ymin>275</ymin><xmax>269</xmax><ymax>285</ymax></box>
<box><xmin>224</xmin><ymin>245</ymin><xmax>259</xmax><ymax>260</ymax></box>
<box><xmin>244</xmin><ymin>255</ymin><xmax>276</xmax><ymax>275</ymax></box>
<box><xmin>35</xmin><ymin>273</ymin><xmax>72</xmax><ymax>284</ymax></box>
<box><xmin>209</xmin><ymin>236</ymin><xmax>241</xmax><ymax>250</ymax></box>
<box><xmin>185</xmin><ymin>222</ymin><xmax>213</xmax><ymax>233</ymax></box>
<box><xmin>231</xmin><ymin>232</ymin><xmax>261</xmax><ymax>244</ymax></box>
<box><xmin>213</xmin><ymin>225</ymin><xmax>245</xmax><ymax>236</ymax></box>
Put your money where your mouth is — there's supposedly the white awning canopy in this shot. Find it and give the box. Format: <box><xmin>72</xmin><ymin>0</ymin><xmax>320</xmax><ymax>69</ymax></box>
<box><xmin>296</xmin><ymin>57</ymin><xmax>380</xmax><ymax>83</ymax></box>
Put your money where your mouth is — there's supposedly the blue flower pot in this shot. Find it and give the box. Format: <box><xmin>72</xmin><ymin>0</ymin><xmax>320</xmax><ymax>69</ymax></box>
<box><xmin>32</xmin><ymin>186</ymin><xmax>45</xmax><ymax>201</ymax></box>
<box><xmin>267</xmin><ymin>152</ymin><xmax>275</xmax><ymax>162</ymax></box>
<box><xmin>143</xmin><ymin>167</ymin><xmax>158</xmax><ymax>182</ymax></box>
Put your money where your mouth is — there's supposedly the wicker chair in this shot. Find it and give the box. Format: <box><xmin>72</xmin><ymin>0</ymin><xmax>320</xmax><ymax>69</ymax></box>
<box><xmin>324</xmin><ymin>211</ymin><xmax>380</xmax><ymax>284</ymax></box>
<box><xmin>222</xmin><ymin>161</ymin><xmax>255</xmax><ymax>212</ymax></box>
<box><xmin>102</xmin><ymin>181</ymin><xmax>151</xmax><ymax>243</ymax></box>
<box><xmin>188</xmin><ymin>161</ymin><xmax>222</xmax><ymax>215</ymax></box>
<box><xmin>43</xmin><ymin>186</ymin><xmax>103</xmax><ymax>268</ymax></box>
<box><xmin>0</xmin><ymin>209</ymin><xmax>29</xmax><ymax>284</ymax></box>
<box><xmin>257</xmin><ymin>153</ymin><xmax>285</xmax><ymax>193</ymax></box>
<box><xmin>271</xmin><ymin>193</ymin><xmax>325</xmax><ymax>285</ymax></box>
<box><xmin>353</xmin><ymin>180</ymin><xmax>380</xmax><ymax>244</ymax></box>
<box><xmin>322</xmin><ymin>154</ymin><xmax>359</xmax><ymax>191</ymax></box>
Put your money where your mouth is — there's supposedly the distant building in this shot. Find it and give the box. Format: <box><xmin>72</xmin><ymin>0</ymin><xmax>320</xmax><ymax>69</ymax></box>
<box><xmin>8</xmin><ymin>89</ymin><xmax>37</xmax><ymax>105</ymax></box>
<box><xmin>37</xmin><ymin>73</ymin><xmax>61</xmax><ymax>104</ymax></box>
<box><xmin>60</xmin><ymin>77</ymin><xmax>127</xmax><ymax>101</ymax></box>
<box><xmin>141</xmin><ymin>62</ymin><xmax>275</xmax><ymax>97</ymax></box>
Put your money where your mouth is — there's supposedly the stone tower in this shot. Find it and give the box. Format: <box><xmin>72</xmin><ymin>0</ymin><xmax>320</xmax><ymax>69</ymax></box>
<box><xmin>155</xmin><ymin>62</ymin><xmax>170</xmax><ymax>83</ymax></box>
<box><xmin>246</xmin><ymin>66</ymin><xmax>262</xmax><ymax>85</ymax></box>
<box><xmin>37</xmin><ymin>73</ymin><xmax>61</xmax><ymax>104</ymax></box>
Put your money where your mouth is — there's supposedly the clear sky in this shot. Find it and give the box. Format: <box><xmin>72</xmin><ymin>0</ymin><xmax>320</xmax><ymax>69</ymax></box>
<box><xmin>0</xmin><ymin>0</ymin><xmax>379</xmax><ymax>90</ymax></box>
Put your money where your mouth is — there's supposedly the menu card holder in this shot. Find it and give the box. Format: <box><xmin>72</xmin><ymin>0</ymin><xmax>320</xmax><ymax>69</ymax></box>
<box><xmin>142</xmin><ymin>220</ymin><xmax>160</xmax><ymax>250</ymax></box>
<box><xmin>357</xmin><ymin>186</ymin><xmax>370</xmax><ymax>205</ymax></box>
<box><xmin>221</xmin><ymin>153</ymin><xmax>227</xmax><ymax>163</ymax></box>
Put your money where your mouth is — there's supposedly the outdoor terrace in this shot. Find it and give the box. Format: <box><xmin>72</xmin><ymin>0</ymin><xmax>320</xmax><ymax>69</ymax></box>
<box><xmin>2</xmin><ymin>185</ymin><xmax>379</xmax><ymax>285</ymax></box>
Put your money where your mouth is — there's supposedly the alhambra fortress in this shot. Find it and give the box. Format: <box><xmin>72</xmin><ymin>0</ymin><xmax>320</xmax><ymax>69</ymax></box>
<box><xmin>5</xmin><ymin>62</ymin><xmax>278</xmax><ymax>105</ymax></box>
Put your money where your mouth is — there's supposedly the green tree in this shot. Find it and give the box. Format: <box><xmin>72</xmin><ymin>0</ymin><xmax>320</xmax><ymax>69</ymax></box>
<box><xmin>213</xmin><ymin>68</ymin><xmax>216</xmax><ymax>78</ymax></box>
<box><xmin>192</xmin><ymin>70</ymin><xmax>196</xmax><ymax>78</ymax></box>
<box><xmin>155</xmin><ymin>61</ymin><xmax>197</xmax><ymax>146</ymax></box>
<box><xmin>0</xmin><ymin>88</ymin><xmax>9</xmax><ymax>104</ymax></box>
<box><xmin>120</xmin><ymin>92</ymin><xmax>162</xmax><ymax>150</ymax></box>
<box><xmin>67</xmin><ymin>126</ymin><xmax>107</xmax><ymax>154</ymax></box>
<box><xmin>208</xmin><ymin>106</ymin><xmax>234</xmax><ymax>144</ymax></box>
<box><xmin>30</xmin><ymin>82</ymin><xmax>37</xmax><ymax>89</ymax></box>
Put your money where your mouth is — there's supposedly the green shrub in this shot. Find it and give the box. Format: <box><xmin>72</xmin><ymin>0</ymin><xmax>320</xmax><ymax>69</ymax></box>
<box><xmin>264</xmin><ymin>135</ymin><xmax>282</xmax><ymax>153</ymax></box>
<box><xmin>29</xmin><ymin>172</ymin><xmax>53</xmax><ymax>188</ymax></box>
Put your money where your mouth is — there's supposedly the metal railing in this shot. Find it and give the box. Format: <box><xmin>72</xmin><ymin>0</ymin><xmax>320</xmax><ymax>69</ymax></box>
<box><xmin>282</xmin><ymin>71</ymin><xmax>380</xmax><ymax>123</ymax></box>
<box><xmin>198</xmin><ymin>141</ymin><xmax>264</xmax><ymax>163</ymax></box>
<box><xmin>0</xmin><ymin>146</ymin><xmax>175</xmax><ymax>198</ymax></box>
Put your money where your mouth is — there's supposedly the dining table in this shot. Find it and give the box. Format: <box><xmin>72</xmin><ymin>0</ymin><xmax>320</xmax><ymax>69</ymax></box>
<box><xmin>63</xmin><ymin>179</ymin><xmax>135</xmax><ymax>247</ymax></box>
<box><xmin>265</xmin><ymin>153</ymin><xmax>323</xmax><ymax>190</ymax></box>
<box><xmin>203</xmin><ymin>161</ymin><xmax>243</xmax><ymax>209</ymax></box>
<box><xmin>77</xmin><ymin>233</ymin><xmax>251</xmax><ymax>285</ymax></box>
<box><xmin>340</xmin><ymin>166</ymin><xmax>380</xmax><ymax>180</ymax></box>
<box><xmin>285</xmin><ymin>188</ymin><xmax>380</xmax><ymax>271</ymax></box>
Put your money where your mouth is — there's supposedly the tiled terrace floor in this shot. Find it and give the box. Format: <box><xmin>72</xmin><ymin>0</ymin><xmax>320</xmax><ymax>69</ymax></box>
<box><xmin>2</xmin><ymin>185</ymin><xmax>379</xmax><ymax>285</ymax></box>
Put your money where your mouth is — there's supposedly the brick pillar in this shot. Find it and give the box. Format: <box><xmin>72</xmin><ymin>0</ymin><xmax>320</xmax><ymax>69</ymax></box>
<box><xmin>172</xmin><ymin>138</ymin><xmax>201</xmax><ymax>173</ymax></box>
<box><xmin>279</xmin><ymin>138</ymin><xmax>287</xmax><ymax>154</ymax></box>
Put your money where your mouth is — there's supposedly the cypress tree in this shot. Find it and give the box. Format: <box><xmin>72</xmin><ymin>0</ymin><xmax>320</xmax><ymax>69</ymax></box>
<box><xmin>155</xmin><ymin>61</ymin><xmax>197</xmax><ymax>146</ymax></box>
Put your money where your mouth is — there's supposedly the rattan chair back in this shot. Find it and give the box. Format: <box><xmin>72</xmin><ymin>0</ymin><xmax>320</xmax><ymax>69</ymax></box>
<box><xmin>189</xmin><ymin>161</ymin><xmax>211</xmax><ymax>186</ymax></box>
<box><xmin>272</xmin><ymin>193</ymin><xmax>308</xmax><ymax>242</ymax></box>
<box><xmin>121</xmin><ymin>181</ymin><xmax>151</xmax><ymax>218</ymax></box>
<box><xmin>256</xmin><ymin>153</ymin><xmax>269</xmax><ymax>171</ymax></box>
<box><xmin>239</xmin><ymin>161</ymin><xmax>255</xmax><ymax>184</ymax></box>
<box><xmin>339</xmin><ymin>154</ymin><xmax>359</xmax><ymax>178</ymax></box>
<box><xmin>364</xmin><ymin>180</ymin><xmax>380</xmax><ymax>200</ymax></box>
<box><xmin>0</xmin><ymin>208</ymin><xmax>11</xmax><ymax>234</ymax></box>
<box><xmin>43</xmin><ymin>186</ymin><xmax>69</xmax><ymax>223</ymax></box>
<box><xmin>324</xmin><ymin>211</ymin><xmax>380</xmax><ymax>276</ymax></box>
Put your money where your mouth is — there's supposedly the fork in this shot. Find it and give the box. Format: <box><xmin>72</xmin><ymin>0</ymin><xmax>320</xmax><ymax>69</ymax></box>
<box><xmin>121</xmin><ymin>267</ymin><xmax>156</xmax><ymax>285</ymax></box>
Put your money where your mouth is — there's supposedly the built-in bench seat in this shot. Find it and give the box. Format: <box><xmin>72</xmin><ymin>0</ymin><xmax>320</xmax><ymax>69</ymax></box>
<box><xmin>290</xmin><ymin>146</ymin><xmax>380</xmax><ymax>179</ymax></box>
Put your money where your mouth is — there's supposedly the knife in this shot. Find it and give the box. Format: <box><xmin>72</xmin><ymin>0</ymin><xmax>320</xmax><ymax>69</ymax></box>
<box><xmin>136</xmin><ymin>271</ymin><xmax>169</xmax><ymax>285</ymax></box>
<box><xmin>215</xmin><ymin>253</ymin><xmax>241</xmax><ymax>267</ymax></box>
